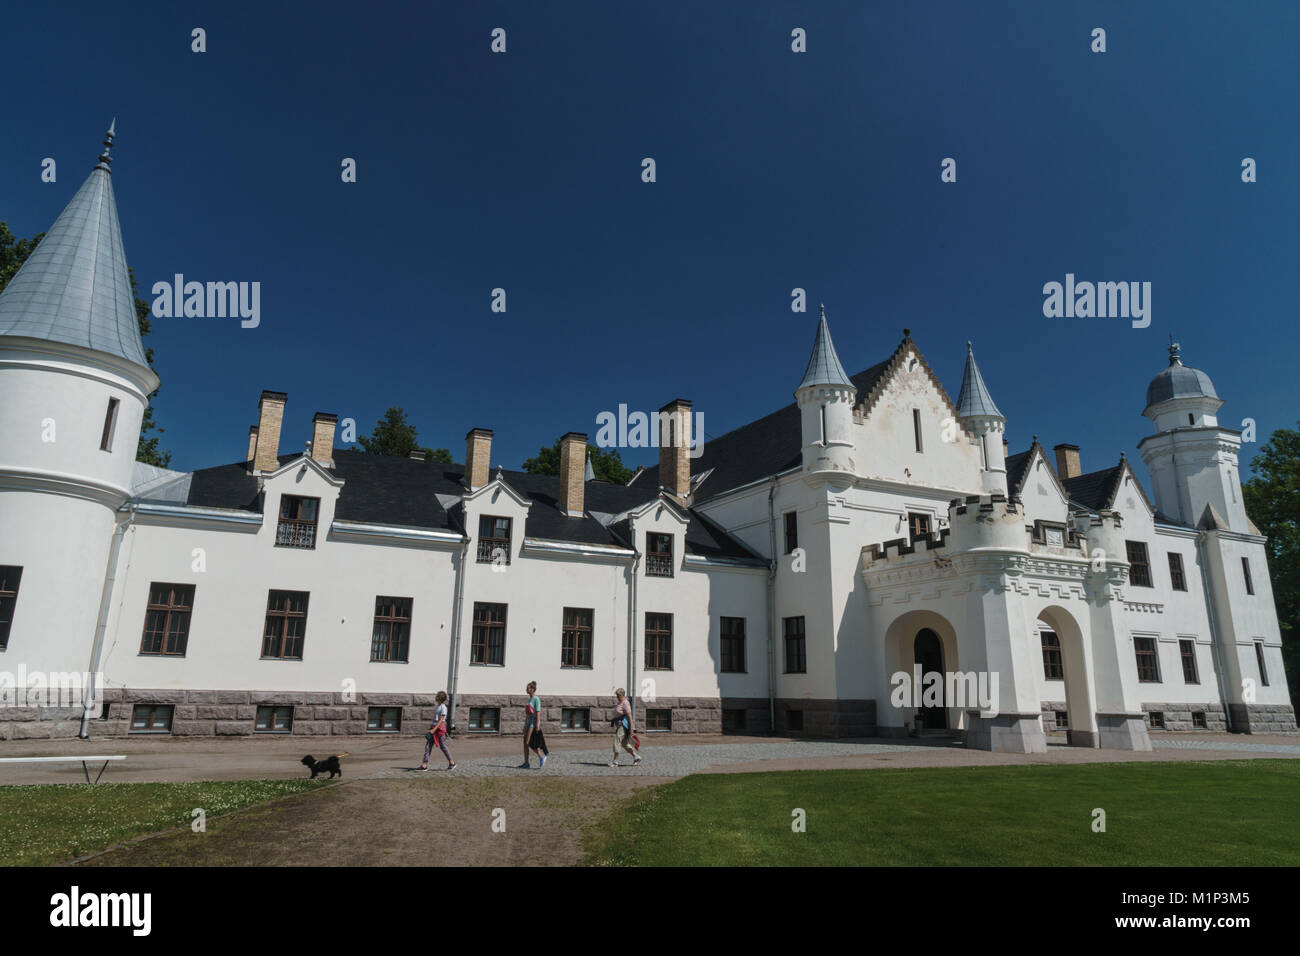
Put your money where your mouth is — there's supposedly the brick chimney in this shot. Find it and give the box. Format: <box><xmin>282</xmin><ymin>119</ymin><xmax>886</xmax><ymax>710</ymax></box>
<box><xmin>311</xmin><ymin>412</ymin><xmax>337</xmax><ymax>468</ymax></box>
<box><xmin>559</xmin><ymin>432</ymin><xmax>587</xmax><ymax>516</ymax></box>
<box><xmin>246</xmin><ymin>426</ymin><xmax>259</xmax><ymax>466</ymax></box>
<box><xmin>466</xmin><ymin>428</ymin><xmax>493</xmax><ymax>490</ymax></box>
<box><xmin>658</xmin><ymin>398</ymin><xmax>692</xmax><ymax>500</ymax></box>
<box><xmin>253</xmin><ymin>390</ymin><xmax>287</xmax><ymax>472</ymax></box>
<box><xmin>1054</xmin><ymin>443</ymin><xmax>1081</xmax><ymax>479</ymax></box>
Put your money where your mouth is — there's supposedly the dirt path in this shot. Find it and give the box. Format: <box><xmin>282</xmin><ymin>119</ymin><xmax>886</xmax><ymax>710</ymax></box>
<box><xmin>72</xmin><ymin>775</ymin><xmax>664</xmax><ymax>867</ymax></box>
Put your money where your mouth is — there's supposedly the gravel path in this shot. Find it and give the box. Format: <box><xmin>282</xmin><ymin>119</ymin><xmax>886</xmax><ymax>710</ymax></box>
<box><xmin>368</xmin><ymin>740</ymin><xmax>930</xmax><ymax>779</ymax></box>
<box><xmin>1152</xmin><ymin>739</ymin><xmax>1300</xmax><ymax>755</ymax></box>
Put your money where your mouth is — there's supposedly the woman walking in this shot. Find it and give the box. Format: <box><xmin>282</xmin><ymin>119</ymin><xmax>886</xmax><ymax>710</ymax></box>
<box><xmin>609</xmin><ymin>687</ymin><xmax>641</xmax><ymax>767</ymax></box>
<box><xmin>419</xmin><ymin>690</ymin><xmax>455</xmax><ymax>771</ymax></box>
<box><xmin>519</xmin><ymin>681</ymin><xmax>548</xmax><ymax>768</ymax></box>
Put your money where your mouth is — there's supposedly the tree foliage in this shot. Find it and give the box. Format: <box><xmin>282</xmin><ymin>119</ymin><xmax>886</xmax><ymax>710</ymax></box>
<box><xmin>356</xmin><ymin>407</ymin><xmax>451</xmax><ymax>463</ymax></box>
<box><xmin>0</xmin><ymin>222</ymin><xmax>170</xmax><ymax>466</ymax></box>
<box><xmin>1243</xmin><ymin>424</ymin><xmax>1300</xmax><ymax>706</ymax></box>
<box><xmin>521</xmin><ymin>440</ymin><xmax>633</xmax><ymax>484</ymax></box>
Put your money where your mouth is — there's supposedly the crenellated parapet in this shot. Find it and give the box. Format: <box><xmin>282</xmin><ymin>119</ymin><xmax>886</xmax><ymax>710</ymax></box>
<box><xmin>945</xmin><ymin>493</ymin><xmax>1028</xmax><ymax>553</ymax></box>
<box><xmin>863</xmin><ymin>527</ymin><xmax>950</xmax><ymax>563</ymax></box>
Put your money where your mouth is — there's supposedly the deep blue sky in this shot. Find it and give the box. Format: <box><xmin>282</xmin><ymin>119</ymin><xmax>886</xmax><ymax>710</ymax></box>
<box><xmin>3</xmin><ymin>1</ymin><xmax>1297</xmax><ymax>481</ymax></box>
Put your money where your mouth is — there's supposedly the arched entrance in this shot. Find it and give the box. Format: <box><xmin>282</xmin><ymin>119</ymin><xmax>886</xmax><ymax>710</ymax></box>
<box><xmin>1035</xmin><ymin>605</ymin><xmax>1098</xmax><ymax>747</ymax></box>
<box><xmin>914</xmin><ymin>628</ymin><xmax>947</xmax><ymax>729</ymax></box>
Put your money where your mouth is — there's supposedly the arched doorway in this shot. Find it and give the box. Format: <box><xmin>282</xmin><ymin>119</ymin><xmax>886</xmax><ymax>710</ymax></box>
<box><xmin>914</xmin><ymin>628</ymin><xmax>947</xmax><ymax>729</ymax></box>
<box><xmin>1035</xmin><ymin>606</ymin><xmax>1097</xmax><ymax>747</ymax></box>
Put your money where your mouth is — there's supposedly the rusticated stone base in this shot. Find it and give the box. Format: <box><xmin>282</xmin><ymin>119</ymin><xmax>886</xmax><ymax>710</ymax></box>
<box><xmin>720</xmin><ymin>697</ymin><xmax>774</xmax><ymax>735</ymax></box>
<box><xmin>0</xmin><ymin>688</ymin><xmax>738</xmax><ymax>739</ymax></box>
<box><xmin>772</xmin><ymin>698</ymin><xmax>876</xmax><ymax>738</ymax></box>
<box><xmin>451</xmin><ymin>694</ymin><xmax>723</xmax><ymax>735</ymax></box>
<box><xmin>964</xmin><ymin>711</ymin><xmax>1048</xmax><ymax>753</ymax></box>
<box><xmin>1226</xmin><ymin>703</ymin><xmax>1298</xmax><ymax>734</ymax></box>
<box><xmin>1096</xmin><ymin>712</ymin><xmax>1153</xmax><ymax>751</ymax></box>
<box><xmin>1140</xmin><ymin>701</ymin><xmax>1229</xmax><ymax>732</ymax></box>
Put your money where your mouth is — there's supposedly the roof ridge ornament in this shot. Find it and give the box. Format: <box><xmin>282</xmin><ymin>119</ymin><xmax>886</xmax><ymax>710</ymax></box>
<box><xmin>1168</xmin><ymin>335</ymin><xmax>1182</xmax><ymax>366</ymax></box>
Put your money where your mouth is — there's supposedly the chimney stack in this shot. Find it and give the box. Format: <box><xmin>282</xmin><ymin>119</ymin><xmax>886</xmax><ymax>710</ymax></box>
<box><xmin>466</xmin><ymin>428</ymin><xmax>493</xmax><ymax>490</ymax></box>
<box><xmin>246</xmin><ymin>426</ymin><xmax>260</xmax><ymax>466</ymax></box>
<box><xmin>253</xmin><ymin>390</ymin><xmax>287</xmax><ymax>472</ymax></box>
<box><xmin>311</xmin><ymin>413</ymin><xmax>337</xmax><ymax>468</ymax></box>
<box><xmin>409</xmin><ymin>448</ymin><xmax>427</xmax><ymax>461</ymax></box>
<box><xmin>658</xmin><ymin>398</ymin><xmax>692</xmax><ymax>500</ymax></box>
<box><xmin>559</xmin><ymin>432</ymin><xmax>587</xmax><ymax>516</ymax></box>
<box><xmin>1054</xmin><ymin>443</ymin><xmax>1081</xmax><ymax>479</ymax></box>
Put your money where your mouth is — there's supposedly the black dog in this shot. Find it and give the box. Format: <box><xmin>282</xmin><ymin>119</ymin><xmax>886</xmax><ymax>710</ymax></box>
<box><xmin>301</xmin><ymin>753</ymin><xmax>347</xmax><ymax>779</ymax></box>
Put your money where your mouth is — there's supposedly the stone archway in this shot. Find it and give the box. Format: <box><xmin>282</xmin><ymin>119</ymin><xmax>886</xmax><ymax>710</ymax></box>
<box><xmin>882</xmin><ymin>610</ymin><xmax>962</xmax><ymax>735</ymax></box>
<box><xmin>1035</xmin><ymin>604</ymin><xmax>1098</xmax><ymax>747</ymax></box>
<box><xmin>914</xmin><ymin>628</ymin><xmax>947</xmax><ymax>729</ymax></box>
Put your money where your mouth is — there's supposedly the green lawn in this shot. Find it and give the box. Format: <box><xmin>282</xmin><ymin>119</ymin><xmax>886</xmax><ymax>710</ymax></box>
<box><xmin>587</xmin><ymin>760</ymin><xmax>1300</xmax><ymax>866</ymax></box>
<box><xmin>0</xmin><ymin>779</ymin><xmax>326</xmax><ymax>866</ymax></box>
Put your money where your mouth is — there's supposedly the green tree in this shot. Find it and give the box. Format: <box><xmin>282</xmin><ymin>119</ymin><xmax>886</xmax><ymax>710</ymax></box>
<box><xmin>358</xmin><ymin>407</ymin><xmax>421</xmax><ymax>457</ymax></box>
<box><xmin>425</xmin><ymin>447</ymin><xmax>453</xmax><ymax>463</ymax></box>
<box><xmin>521</xmin><ymin>440</ymin><xmax>632</xmax><ymax>484</ymax></box>
<box><xmin>0</xmin><ymin>223</ymin><xmax>170</xmax><ymax>466</ymax></box>
<box><xmin>1243</xmin><ymin>424</ymin><xmax>1300</xmax><ymax>708</ymax></box>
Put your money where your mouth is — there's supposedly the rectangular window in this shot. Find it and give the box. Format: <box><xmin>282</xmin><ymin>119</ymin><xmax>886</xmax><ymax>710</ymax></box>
<box><xmin>1179</xmin><ymin>639</ymin><xmax>1199</xmax><ymax>684</ymax></box>
<box><xmin>366</xmin><ymin>706</ymin><xmax>401</xmax><ymax>732</ymax></box>
<box><xmin>722</xmin><ymin>708</ymin><xmax>747</xmax><ymax>733</ymax></box>
<box><xmin>646</xmin><ymin>532</ymin><xmax>674</xmax><ymax>577</ymax></box>
<box><xmin>370</xmin><ymin>596</ymin><xmax>412</xmax><ymax>662</ymax></box>
<box><xmin>1255</xmin><ymin>642</ymin><xmax>1269</xmax><ymax>686</ymax></box>
<box><xmin>469</xmin><ymin>707</ymin><xmax>500</xmax><ymax>732</ymax></box>
<box><xmin>1133</xmin><ymin>636</ymin><xmax>1161</xmax><ymax>683</ymax></box>
<box><xmin>908</xmin><ymin>512</ymin><xmax>932</xmax><ymax>540</ymax></box>
<box><xmin>139</xmin><ymin>582</ymin><xmax>195</xmax><ymax>656</ymax></box>
<box><xmin>783</xmin><ymin>616</ymin><xmax>807</xmax><ymax>674</ymax></box>
<box><xmin>561</xmin><ymin>607</ymin><xmax>594</xmax><ymax>668</ymax></box>
<box><xmin>1242</xmin><ymin>557</ymin><xmax>1255</xmax><ymax>596</ymax></box>
<box><xmin>1041</xmin><ymin>631</ymin><xmax>1064</xmax><ymax>680</ymax></box>
<box><xmin>130</xmin><ymin>704</ymin><xmax>173</xmax><ymax>733</ymax></box>
<box><xmin>1168</xmin><ymin>552</ymin><xmax>1187</xmax><ymax>591</ymax></box>
<box><xmin>471</xmin><ymin>602</ymin><xmax>507</xmax><ymax>666</ymax></box>
<box><xmin>477</xmin><ymin>515</ymin><xmax>512</xmax><ymax>564</ymax></box>
<box><xmin>644</xmin><ymin>709</ymin><xmax>672</xmax><ymax>731</ymax></box>
<box><xmin>913</xmin><ymin>409</ymin><xmax>923</xmax><ymax>452</ymax></box>
<box><xmin>1149</xmin><ymin>711</ymin><xmax>1165</xmax><ymax>729</ymax></box>
<box><xmin>0</xmin><ymin>565</ymin><xmax>23</xmax><ymax>650</ymax></box>
<box><xmin>262</xmin><ymin>590</ymin><xmax>309</xmax><ymax>659</ymax></box>
<box><xmin>1126</xmin><ymin>541</ymin><xmax>1153</xmax><ymax>588</ymax></box>
<box><xmin>786</xmin><ymin>710</ymin><xmax>804</xmax><ymax>732</ymax></box>
<box><xmin>645</xmin><ymin>612</ymin><xmax>673</xmax><ymax>670</ymax></box>
<box><xmin>560</xmin><ymin>708</ymin><xmax>589</xmax><ymax>731</ymax></box>
<box><xmin>255</xmin><ymin>705</ymin><xmax>293</xmax><ymax>733</ymax></box>
<box><xmin>100</xmin><ymin>397</ymin><xmax>120</xmax><ymax>452</ymax></box>
<box><xmin>276</xmin><ymin>495</ymin><xmax>320</xmax><ymax>549</ymax></box>
<box><xmin>720</xmin><ymin>616</ymin><xmax>746</xmax><ymax>673</ymax></box>
<box><xmin>784</xmin><ymin>511</ymin><xmax>798</xmax><ymax>554</ymax></box>
<box><xmin>1192</xmin><ymin>711</ymin><xmax>1207</xmax><ymax>729</ymax></box>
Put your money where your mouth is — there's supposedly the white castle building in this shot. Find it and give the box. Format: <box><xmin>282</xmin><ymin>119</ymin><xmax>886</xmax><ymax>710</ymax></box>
<box><xmin>1</xmin><ymin>130</ymin><xmax>1293</xmax><ymax>750</ymax></box>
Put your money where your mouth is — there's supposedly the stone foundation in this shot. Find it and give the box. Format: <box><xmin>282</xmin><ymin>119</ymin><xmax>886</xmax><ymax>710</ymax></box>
<box><xmin>1226</xmin><ymin>702</ymin><xmax>1298</xmax><ymax>734</ymax></box>
<box><xmin>772</xmin><ymin>698</ymin><xmax>876</xmax><ymax>738</ymax></box>
<box><xmin>1139</xmin><ymin>701</ymin><xmax>1229</xmax><ymax>732</ymax></box>
<box><xmin>0</xmin><ymin>688</ymin><xmax>738</xmax><ymax>739</ymax></box>
<box><xmin>964</xmin><ymin>711</ymin><xmax>1048</xmax><ymax>753</ymax></box>
<box><xmin>1096</xmin><ymin>712</ymin><xmax>1152</xmax><ymax>751</ymax></box>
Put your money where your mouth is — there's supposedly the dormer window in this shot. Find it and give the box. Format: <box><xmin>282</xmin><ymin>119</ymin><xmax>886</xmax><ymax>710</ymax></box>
<box><xmin>908</xmin><ymin>513</ymin><xmax>932</xmax><ymax>540</ymax></box>
<box><xmin>647</xmin><ymin>533</ymin><xmax>674</xmax><ymax>577</ymax></box>
<box><xmin>276</xmin><ymin>495</ymin><xmax>320</xmax><ymax>549</ymax></box>
<box><xmin>477</xmin><ymin>515</ymin><xmax>512</xmax><ymax>564</ymax></box>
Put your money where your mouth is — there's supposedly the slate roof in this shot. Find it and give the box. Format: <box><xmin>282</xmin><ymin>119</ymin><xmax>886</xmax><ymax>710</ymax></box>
<box><xmin>181</xmin><ymin>448</ymin><xmax>758</xmax><ymax>560</ymax></box>
<box><xmin>954</xmin><ymin>343</ymin><xmax>1003</xmax><ymax>419</ymax></box>
<box><xmin>0</xmin><ymin>125</ymin><xmax>149</xmax><ymax>368</ymax></box>
<box><xmin>797</xmin><ymin>307</ymin><xmax>854</xmax><ymax>390</ymax></box>
<box><xmin>639</xmin><ymin>359</ymin><xmax>893</xmax><ymax>500</ymax></box>
<box><xmin>1005</xmin><ymin>449</ymin><xmax>1033</xmax><ymax>493</ymax></box>
<box><xmin>1060</xmin><ymin>464</ymin><xmax>1124</xmax><ymax>512</ymax></box>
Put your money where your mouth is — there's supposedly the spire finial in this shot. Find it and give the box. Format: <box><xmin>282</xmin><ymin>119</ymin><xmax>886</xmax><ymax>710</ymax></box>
<box><xmin>819</xmin><ymin>303</ymin><xmax>826</xmax><ymax>320</ymax></box>
<box><xmin>903</xmin><ymin>328</ymin><xmax>911</xmax><ymax>338</ymax></box>
<box><xmin>96</xmin><ymin>118</ymin><xmax>116</xmax><ymax>169</ymax></box>
<box><xmin>966</xmin><ymin>340</ymin><xmax>972</xmax><ymax>351</ymax></box>
<box><xmin>1168</xmin><ymin>337</ymin><xmax>1182</xmax><ymax>366</ymax></box>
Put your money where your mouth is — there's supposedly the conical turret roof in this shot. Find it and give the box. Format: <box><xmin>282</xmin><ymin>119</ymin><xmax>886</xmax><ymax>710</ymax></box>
<box><xmin>955</xmin><ymin>342</ymin><xmax>1003</xmax><ymax>419</ymax></box>
<box><xmin>797</xmin><ymin>305</ymin><xmax>854</xmax><ymax>391</ymax></box>
<box><xmin>0</xmin><ymin>122</ymin><xmax>148</xmax><ymax>368</ymax></box>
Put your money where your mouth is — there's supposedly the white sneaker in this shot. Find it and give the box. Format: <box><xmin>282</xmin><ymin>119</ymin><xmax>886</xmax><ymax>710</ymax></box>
<box><xmin>608</xmin><ymin>761</ymin><xmax>619</xmax><ymax>767</ymax></box>
<box><xmin>633</xmin><ymin>755</ymin><xmax>642</xmax><ymax>765</ymax></box>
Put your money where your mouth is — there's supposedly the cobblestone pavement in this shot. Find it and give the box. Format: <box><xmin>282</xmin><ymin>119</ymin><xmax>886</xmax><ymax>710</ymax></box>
<box><xmin>368</xmin><ymin>740</ymin><xmax>928</xmax><ymax>779</ymax></box>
